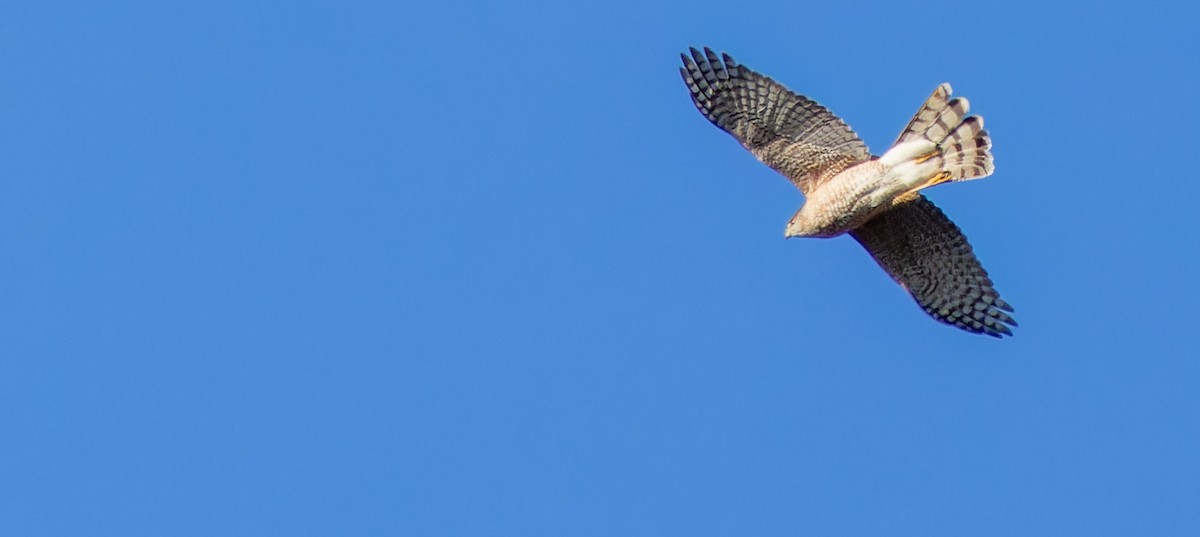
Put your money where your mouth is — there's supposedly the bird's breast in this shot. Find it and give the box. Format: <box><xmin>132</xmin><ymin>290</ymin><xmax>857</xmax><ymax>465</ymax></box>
<box><xmin>792</xmin><ymin>161</ymin><xmax>891</xmax><ymax>237</ymax></box>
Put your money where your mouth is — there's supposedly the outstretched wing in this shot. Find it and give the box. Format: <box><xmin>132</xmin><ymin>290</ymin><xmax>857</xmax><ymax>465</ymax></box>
<box><xmin>680</xmin><ymin>47</ymin><xmax>872</xmax><ymax>195</ymax></box>
<box><xmin>850</xmin><ymin>196</ymin><xmax>1017</xmax><ymax>337</ymax></box>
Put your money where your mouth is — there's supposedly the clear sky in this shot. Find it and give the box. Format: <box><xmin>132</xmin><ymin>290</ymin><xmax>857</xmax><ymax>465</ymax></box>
<box><xmin>2</xmin><ymin>1</ymin><xmax>1199</xmax><ymax>535</ymax></box>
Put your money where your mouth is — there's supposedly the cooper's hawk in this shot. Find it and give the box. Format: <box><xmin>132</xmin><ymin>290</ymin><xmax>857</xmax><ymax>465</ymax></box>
<box><xmin>680</xmin><ymin>47</ymin><xmax>1016</xmax><ymax>337</ymax></box>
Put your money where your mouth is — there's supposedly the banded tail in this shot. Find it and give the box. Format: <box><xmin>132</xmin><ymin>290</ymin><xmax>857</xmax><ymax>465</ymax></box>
<box><xmin>880</xmin><ymin>83</ymin><xmax>994</xmax><ymax>199</ymax></box>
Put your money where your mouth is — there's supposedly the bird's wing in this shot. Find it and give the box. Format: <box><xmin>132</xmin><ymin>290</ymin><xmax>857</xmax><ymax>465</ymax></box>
<box><xmin>850</xmin><ymin>196</ymin><xmax>1017</xmax><ymax>337</ymax></box>
<box><xmin>680</xmin><ymin>47</ymin><xmax>872</xmax><ymax>195</ymax></box>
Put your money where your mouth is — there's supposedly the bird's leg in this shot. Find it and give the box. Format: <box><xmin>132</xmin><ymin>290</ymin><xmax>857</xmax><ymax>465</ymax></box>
<box><xmin>895</xmin><ymin>170</ymin><xmax>952</xmax><ymax>200</ymax></box>
<box><xmin>917</xmin><ymin>170</ymin><xmax>953</xmax><ymax>189</ymax></box>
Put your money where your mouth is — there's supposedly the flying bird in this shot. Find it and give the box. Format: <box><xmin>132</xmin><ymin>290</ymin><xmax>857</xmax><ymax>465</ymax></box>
<box><xmin>680</xmin><ymin>47</ymin><xmax>1016</xmax><ymax>337</ymax></box>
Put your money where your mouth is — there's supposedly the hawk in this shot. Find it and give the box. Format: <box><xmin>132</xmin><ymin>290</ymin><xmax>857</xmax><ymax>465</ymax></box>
<box><xmin>680</xmin><ymin>47</ymin><xmax>1016</xmax><ymax>337</ymax></box>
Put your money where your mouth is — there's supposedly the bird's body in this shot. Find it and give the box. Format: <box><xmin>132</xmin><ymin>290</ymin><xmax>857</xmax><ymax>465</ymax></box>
<box><xmin>680</xmin><ymin>47</ymin><xmax>1016</xmax><ymax>337</ymax></box>
<box><xmin>786</xmin><ymin>159</ymin><xmax>900</xmax><ymax>238</ymax></box>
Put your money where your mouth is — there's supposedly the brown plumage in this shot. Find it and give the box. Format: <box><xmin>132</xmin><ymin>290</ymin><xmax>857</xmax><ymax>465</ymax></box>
<box><xmin>680</xmin><ymin>47</ymin><xmax>1016</xmax><ymax>337</ymax></box>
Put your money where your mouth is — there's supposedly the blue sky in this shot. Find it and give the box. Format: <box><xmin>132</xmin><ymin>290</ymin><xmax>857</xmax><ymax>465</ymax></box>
<box><xmin>2</xmin><ymin>1</ymin><xmax>1199</xmax><ymax>535</ymax></box>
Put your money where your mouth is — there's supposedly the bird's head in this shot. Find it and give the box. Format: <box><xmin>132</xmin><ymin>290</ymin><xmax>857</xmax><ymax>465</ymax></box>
<box><xmin>784</xmin><ymin>212</ymin><xmax>808</xmax><ymax>239</ymax></box>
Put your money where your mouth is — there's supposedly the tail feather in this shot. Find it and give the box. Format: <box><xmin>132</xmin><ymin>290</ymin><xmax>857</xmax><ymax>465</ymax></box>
<box><xmin>884</xmin><ymin>84</ymin><xmax>995</xmax><ymax>197</ymax></box>
<box><xmin>924</xmin><ymin>97</ymin><xmax>969</xmax><ymax>144</ymax></box>
<box><xmin>894</xmin><ymin>83</ymin><xmax>953</xmax><ymax>146</ymax></box>
<box><xmin>937</xmin><ymin>117</ymin><xmax>993</xmax><ymax>180</ymax></box>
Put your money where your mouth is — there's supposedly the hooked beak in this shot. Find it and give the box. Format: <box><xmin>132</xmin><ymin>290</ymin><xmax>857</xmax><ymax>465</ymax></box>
<box><xmin>784</xmin><ymin>223</ymin><xmax>801</xmax><ymax>239</ymax></box>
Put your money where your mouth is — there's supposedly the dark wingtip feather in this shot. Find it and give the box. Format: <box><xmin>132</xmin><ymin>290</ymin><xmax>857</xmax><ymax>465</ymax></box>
<box><xmin>987</xmin><ymin>319</ymin><xmax>1014</xmax><ymax>338</ymax></box>
<box><xmin>704</xmin><ymin>47</ymin><xmax>720</xmax><ymax>64</ymax></box>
